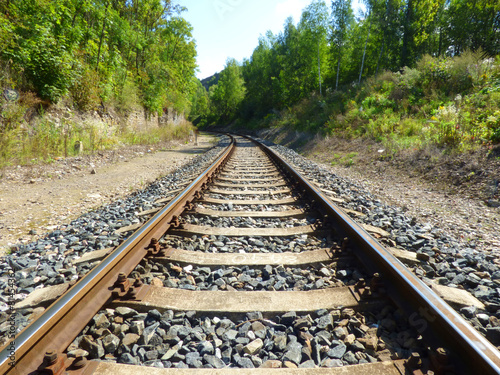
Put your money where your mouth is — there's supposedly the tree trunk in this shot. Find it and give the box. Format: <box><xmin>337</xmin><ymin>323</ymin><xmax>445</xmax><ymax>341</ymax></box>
<box><xmin>96</xmin><ymin>1</ymin><xmax>109</xmax><ymax>71</ymax></box>
<box><xmin>376</xmin><ymin>40</ymin><xmax>384</xmax><ymax>76</ymax></box>
<box><xmin>72</xmin><ymin>1</ymin><xmax>83</xmax><ymax>27</ymax></box>
<box><xmin>317</xmin><ymin>40</ymin><xmax>322</xmax><ymax>96</ymax></box>
<box><xmin>401</xmin><ymin>0</ymin><xmax>413</xmax><ymax>67</ymax></box>
<box><xmin>359</xmin><ymin>15</ymin><xmax>372</xmax><ymax>84</ymax></box>
<box><xmin>336</xmin><ymin>54</ymin><xmax>341</xmax><ymax>91</ymax></box>
<box><xmin>438</xmin><ymin>26</ymin><xmax>442</xmax><ymax>57</ymax></box>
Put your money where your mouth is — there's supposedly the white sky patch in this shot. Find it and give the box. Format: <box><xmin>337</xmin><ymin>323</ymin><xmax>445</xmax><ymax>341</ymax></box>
<box><xmin>275</xmin><ymin>0</ymin><xmax>311</xmax><ymax>26</ymax></box>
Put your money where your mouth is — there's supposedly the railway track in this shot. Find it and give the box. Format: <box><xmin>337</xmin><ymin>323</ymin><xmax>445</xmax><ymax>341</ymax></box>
<box><xmin>1</xmin><ymin>134</ymin><xmax>500</xmax><ymax>374</ymax></box>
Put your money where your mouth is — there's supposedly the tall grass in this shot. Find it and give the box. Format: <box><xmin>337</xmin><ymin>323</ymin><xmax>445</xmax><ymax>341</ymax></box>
<box><xmin>0</xmin><ymin>97</ymin><xmax>194</xmax><ymax>168</ymax></box>
<box><xmin>120</xmin><ymin>120</ymin><xmax>194</xmax><ymax>145</ymax></box>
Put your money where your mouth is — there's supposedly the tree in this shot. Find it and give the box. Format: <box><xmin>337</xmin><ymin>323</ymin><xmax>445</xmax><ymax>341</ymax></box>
<box><xmin>446</xmin><ymin>0</ymin><xmax>500</xmax><ymax>56</ymax></box>
<box><xmin>189</xmin><ymin>79</ymin><xmax>210</xmax><ymax>123</ymax></box>
<box><xmin>0</xmin><ymin>0</ymin><xmax>198</xmax><ymax>114</ymax></box>
<box><xmin>359</xmin><ymin>10</ymin><xmax>373</xmax><ymax>84</ymax></box>
<box><xmin>210</xmin><ymin>58</ymin><xmax>246</xmax><ymax>122</ymax></box>
<box><xmin>299</xmin><ymin>0</ymin><xmax>330</xmax><ymax>95</ymax></box>
<box><xmin>331</xmin><ymin>0</ymin><xmax>353</xmax><ymax>90</ymax></box>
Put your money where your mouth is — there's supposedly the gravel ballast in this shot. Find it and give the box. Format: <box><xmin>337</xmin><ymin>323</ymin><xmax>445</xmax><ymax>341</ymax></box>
<box><xmin>0</xmin><ymin>136</ymin><xmax>230</xmax><ymax>345</ymax></box>
<box><xmin>1</xmin><ymin>135</ymin><xmax>499</xmax><ymax>353</ymax></box>
<box><xmin>72</xmin><ymin>307</ymin><xmax>420</xmax><ymax>368</ymax></box>
<box><xmin>262</xmin><ymin>139</ymin><xmax>500</xmax><ymax>348</ymax></box>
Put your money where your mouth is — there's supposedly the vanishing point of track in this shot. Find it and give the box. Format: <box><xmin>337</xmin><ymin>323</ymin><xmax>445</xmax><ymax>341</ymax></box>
<box><xmin>1</xmin><ymin>134</ymin><xmax>499</xmax><ymax>374</ymax></box>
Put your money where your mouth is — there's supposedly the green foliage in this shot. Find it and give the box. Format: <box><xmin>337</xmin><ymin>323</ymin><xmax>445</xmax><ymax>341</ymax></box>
<box><xmin>189</xmin><ymin>79</ymin><xmax>210</xmax><ymax>123</ymax></box>
<box><xmin>0</xmin><ymin>0</ymin><xmax>197</xmax><ymax>114</ymax></box>
<box><xmin>209</xmin><ymin>58</ymin><xmax>246</xmax><ymax>123</ymax></box>
<box><xmin>70</xmin><ymin>65</ymin><xmax>100</xmax><ymax>111</ymax></box>
<box><xmin>120</xmin><ymin>121</ymin><xmax>194</xmax><ymax>145</ymax></box>
<box><xmin>244</xmin><ymin>50</ymin><xmax>500</xmax><ymax>153</ymax></box>
<box><xmin>331</xmin><ymin>151</ymin><xmax>358</xmax><ymax>166</ymax></box>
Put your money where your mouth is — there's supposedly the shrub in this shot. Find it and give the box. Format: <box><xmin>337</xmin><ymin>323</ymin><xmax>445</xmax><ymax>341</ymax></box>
<box><xmin>114</xmin><ymin>74</ymin><xmax>142</xmax><ymax>113</ymax></box>
<box><xmin>417</xmin><ymin>55</ymin><xmax>451</xmax><ymax>90</ymax></box>
<box><xmin>70</xmin><ymin>67</ymin><xmax>100</xmax><ymax>111</ymax></box>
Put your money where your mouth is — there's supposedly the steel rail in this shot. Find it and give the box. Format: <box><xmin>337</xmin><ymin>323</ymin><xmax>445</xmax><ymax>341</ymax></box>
<box><xmin>0</xmin><ymin>135</ymin><xmax>235</xmax><ymax>375</ymax></box>
<box><xmin>250</xmin><ymin>136</ymin><xmax>500</xmax><ymax>375</ymax></box>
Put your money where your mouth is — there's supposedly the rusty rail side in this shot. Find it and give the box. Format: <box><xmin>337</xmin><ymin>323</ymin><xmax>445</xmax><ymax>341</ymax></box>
<box><xmin>0</xmin><ymin>136</ymin><xmax>235</xmax><ymax>375</ymax></box>
<box><xmin>251</xmin><ymin>136</ymin><xmax>500</xmax><ymax>375</ymax></box>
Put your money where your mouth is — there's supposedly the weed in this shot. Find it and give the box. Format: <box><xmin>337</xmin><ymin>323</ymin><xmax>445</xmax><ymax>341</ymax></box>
<box><xmin>331</xmin><ymin>152</ymin><xmax>358</xmax><ymax>167</ymax></box>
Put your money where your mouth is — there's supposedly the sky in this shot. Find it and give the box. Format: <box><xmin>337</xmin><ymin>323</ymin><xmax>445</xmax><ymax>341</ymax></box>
<box><xmin>176</xmin><ymin>0</ymin><xmax>314</xmax><ymax>79</ymax></box>
<box><xmin>176</xmin><ymin>1</ymin><xmax>366</xmax><ymax>80</ymax></box>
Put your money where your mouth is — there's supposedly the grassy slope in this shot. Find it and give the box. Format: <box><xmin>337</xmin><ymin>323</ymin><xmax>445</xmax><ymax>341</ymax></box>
<box><xmin>242</xmin><ymin>53</ymin><xmax>500</xmax><ymax>203</ymax></box>
<box><xmin>0</xmin><ymin>94</ymin><xmax>195</xmax><ymax>169</ymax></box>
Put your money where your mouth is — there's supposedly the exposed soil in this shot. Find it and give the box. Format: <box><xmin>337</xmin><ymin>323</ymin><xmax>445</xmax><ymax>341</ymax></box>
<box><xmin>0</xmin><ymin>134</ymin><xmax>217</xmax><ymax>254</ymax></box>
<box><xmin>311</xmin><ymin>137</ymin><xmax>499</xmax><ymax>200</ymax></box>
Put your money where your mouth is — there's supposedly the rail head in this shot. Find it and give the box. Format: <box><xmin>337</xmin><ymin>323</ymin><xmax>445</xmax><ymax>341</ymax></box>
<box><xmin>0</xmin><ymin>134</ymin><xmax>235</xmax><ymax>375</ymax></box>
<box><xmin>248</xmin><ymin>135</ymin><xmax>500</xmax><ymax>375</ymax></box>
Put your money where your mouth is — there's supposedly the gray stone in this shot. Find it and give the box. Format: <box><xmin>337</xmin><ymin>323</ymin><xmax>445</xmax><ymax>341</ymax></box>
<box><xmin>121</xmin><ymin>333</ymin><xmax>140</xmax><ymax>347</ymax></box>
<box><xmin>147</xmin><ymin>309</ymin><xmax>162</xmax><ymax>321</ymax></box>
<box><xmin>115</xmin><ymin>307</ymin><xmax>138</xmax><ymax>318</ymax></box>
<box><xmin>175</xmin><ymin>361</ymin><xmax>188</xmax><ymax>368</ymax></box>
<box><xmin>119</xmin><ymin>353</ymin><xmax>138</xmax><ymax>364</ymax></box>
<box><xmin>486</xmin><ymin>327</ymin><xmax>500</xmax><ymax>345</ymax></box>
<box><xmin>299</xmin><ymin>359</ymin><xmax>316</xmax><ymax>368</ymax></box>
<box><xmin>130</xmin><ymin>320</ymin><xmax>145</xmax><ymax>335</ymax></box>
<box><xmin>317</xmin><ymin>314</ymin><xmax>333</xmax><ymax>330</ymax></box>
<box><xmin>81</xmin><ymin>335</ymin><xmax>105</xmax><ymax>359</ymax></box>
<box><xmin>102</xmin><ymin>333</ymin><xmax>120</xmax><ymax>353</ymax></box>
<box><xmin>316</xmin><ymin>330</ymin><xmax>332</xmax><ymax>345</ymax></box>
<box><xmin>251</xmin><ymin>321</ymin><xmax>267</xmax><ymax>339</ymax></box>
<box><xmin>460</xmin><ymin>306</ymin><xmax>477</xmax><ymax>318</ymax></box>
<box><xmin>327</xmin><ymin>342</ymin><xmax>346</xmax><ymax>359</ymax></box>
<box><xmin>321</xmin><ymin>358</ymin><xmax>343</xmax><ymax>368</ymax></box>
<box><xmin>273</xmin><ymin>333</ymin><xmax>287</xmax><ymax>351</ymax></box>
<box><xmin>145</xmin><ymin>350</ymin><xmax>159</xmax><ymax>361</ymax></box>
<box><xmin>222</xmin><ymin>329</ymin><xmax>238</xmax><ymax>341</ymax></box>
<box><xmin>198</xmin><ymin>340</ymin><xmax>214</xmax><ymax>356</ymax></box>
<box><xmin>237</xmin><ymin>357</ymin><xmax>255</xmax><ymax>368</ymax></box>
<box><xmin>283</xmin><ymin>342</ymin><xmax>302</xmax><ymax>365</ymax></box>
<box><xmin>222</xmin><ymin>347</ymin><xmax>232</xmax><ymax>364</ymax></box>
<box><xmin>243</xmin><ymin>338</ymin><xmax>263</xmax><ymax>355</ymax></box>
<box><xmin>477</xmin><ymin>313</ymin><xmax>490</xmax><ymax>326</ymax></box>
<box><xmin>247</xmin><ymin>311</ymin><xmax>263</xmax><ymax>320</ymax></box>
<box><xmin>177</xmin><ymin>325</ymin><xmax>192</xmax><ymax>339</ymax></box>
<box><xmin>162</xmin><ymin>341</ymin><xmax>183</xmax><ymax>360</ymax></box>
<box><xmin>204</xmin><ymin>354</ymin><xmax>226</xmax><ymax>368</ymax></box>
<box><xmin>350</xmin><ymin>340</ymin><xmax>365</xmax><ymax>352</ymax></box>
<box><xmin>144</xmin><ymin>360</ymin><xmax>164</xmax><ymax>368</ymax></box>
<box><xmin>140</xmin><ymin>322</ymin><xmax>159</xmax><ymax>345</ymax></box>
<box><xmin>294</xmin><ymin>315</ymin><xmax>313</xmax><ymax>330</ymax></box>
<box><xmin>343</xmin><ymin>351</ymin><xmax>358</xmax><ymax>364</ymax></box>
<box><xmin>280</xmin><ymin>311</ymin><xmax>296</xmax><ymax>325</ymax></box>
<box><xmin>186</xmin><ymin>352</ymin><xmax>203</xmax><ymax>368</ymax></box>
<box><xmin>93</xmin><ymin>313</ymin><xmax>110</xmax><ymax>329</ymax></box>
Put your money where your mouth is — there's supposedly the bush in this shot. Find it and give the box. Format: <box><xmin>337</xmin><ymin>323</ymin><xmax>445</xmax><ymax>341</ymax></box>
<box><xmin>70</xmin><ymin>67</ymin><xmax>100</xmax><ymax>111</ymax></box>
